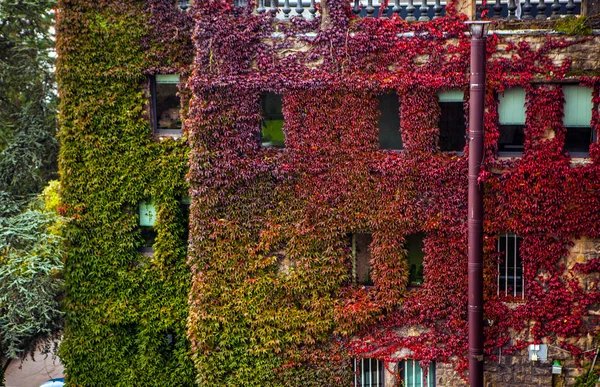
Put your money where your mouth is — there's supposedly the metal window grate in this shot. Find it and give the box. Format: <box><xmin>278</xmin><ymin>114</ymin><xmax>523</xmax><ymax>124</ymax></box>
<box><xmin>353</xmin><ymin>358</ymin><xmax>384</xmax><ymax>387</ymax></box>
<box><xmin>400</xmin><ymin>360</ymin><xmax>435</xmax><ymax>387</ymax></box>
<box><xmin>497</xmin><ymin>233</ymin><xmax>524</xmax><ymax>299</ymax></box>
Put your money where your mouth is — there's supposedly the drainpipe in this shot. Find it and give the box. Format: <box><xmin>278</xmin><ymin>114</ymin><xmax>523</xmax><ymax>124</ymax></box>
<box><xmin>466</xmin><ymin>21</ymin><xmax>489</xmax><ymax>387</ymax></box>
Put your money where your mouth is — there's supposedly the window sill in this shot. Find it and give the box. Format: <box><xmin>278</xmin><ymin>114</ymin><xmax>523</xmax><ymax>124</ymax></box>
<box><xmin>498</xmin><ymin>295</ymin><xmax>526</xmax><ymax>306</ymax></box>
<box><xmin>497</xmin><ymin>151</ymin><xmax>523</xmax><ymax>158</ymax></box>
<box><xmin>139</xmin><ymin>246</ymin><xmax>154</xmax><ymax>257</ymax></box>
<box><xmin>155</xmin><ymin>129</ymin><xmax>183</xmax><ymax>140</ymax></box>
<box><xmin>407</xmin><ymin>284</ymin><xmax>423</xmax><ymax>291</ymax></box>
<box><xmin>261</xmin><ymin>142</ymin><xmax>285</xmax><ymax>149</ymax></box>
<box><xmin>566</xmin><ymin>152</ymin><xmax>591</xmax><ymax>159</ymax></box>
<box><xmin>441</xmin><ymin>150</ymin><xmax>464</xmax><ymax>156</ymax></box>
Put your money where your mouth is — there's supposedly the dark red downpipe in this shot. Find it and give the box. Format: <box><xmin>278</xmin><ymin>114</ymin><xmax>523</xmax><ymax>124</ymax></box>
<box><xmin>467</xmin><ymin>21</ymin><xmax>489</xmax><ymax>387</ymax></box>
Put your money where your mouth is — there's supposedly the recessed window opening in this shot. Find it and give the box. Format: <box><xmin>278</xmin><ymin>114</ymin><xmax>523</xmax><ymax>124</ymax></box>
<box><xmin>563</xmin><ymin>85</ymin><xmax>595</xmax><ymax>157</ymax></box>
<box><xmin>139</xmin><ymin>199</ymin><xmax>157</xmax><ymax>253</ymax></box>
<box><xmin>181</xmin><ymin>197</ymin><xmax>191</xmax><ymax>247</ymax></box>
<box><xmin>438</xmin><ymin>90</ymin><xmax>466</xmax><ymax>152</ymax></box>
<box><xmin>351</xmin><ymin>233</ymin><xmax>374</xmax><ymax>286</ymax></box>
<box><xmin>406</xmin><ymin>233</ymin><xmax>425</xmax><ymax>286</ymax></box>
<box><xmin>353</xmin><ymin>358</ymin><xmax>384</xmax><ymax>387</ymax></box>
<box><xmin>378</xmin><ymin>92</ymin><xmax>402</xmax><ymax>150</ymax></box>
<box><xmin>400</xmin><ymin>360</ymin><xmax>436</xmax><ymax>387</ymax></box>
<box><xmin>498</xmin><ymin>88</ymin><xmax>526</xmax><ymax>155</ymax></box>
<box><xmin>497</xmin><ymin>233</ymin><xmax>524</xmax><ymax>299</ymax></box>
<box><xmin>260</xmin><ymin>92</ymin><xmax>285</xmax><ymax>148</ymax></box>
<box><xmin>152</xmin><ymin>74</ymin><xmax>182</xmax><ymax>135</ymax></box>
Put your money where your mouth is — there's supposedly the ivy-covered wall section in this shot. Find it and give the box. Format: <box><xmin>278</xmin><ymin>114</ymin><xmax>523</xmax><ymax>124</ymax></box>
<box><xmin>58</xmin><ymin>0</ymin><xmax>600</xmax><ymax>386</ymax></box>
<box><xmin>57</xmin><ymin>1</ymin><xmax>195</xmax><ymax>385</ymax></box>
<box><xmin>186</xmin><ymin>0</ymin><xmax>600</xmax><ymax>386</ymax></box>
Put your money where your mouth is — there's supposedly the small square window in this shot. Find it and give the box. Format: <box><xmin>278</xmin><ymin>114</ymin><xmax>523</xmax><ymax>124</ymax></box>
<box><xmin>260</xmin><ymin>92</ymin><xmax>285</xmax><ymax>148</ymax></box>
<box><xmin>378</xmin><ymin>92</ymin><xmax>402</xmax><ymax>150</ymax></box>
<box><xmin>498</xmin><ymin>233</ymin><xmax>524</xmax><ymax>299</ymax></box>
<box><xmin>438</xmin><ymin>90</ymin><xmax>466</xmax><ymax>152</ymax></box>
<box><xmin>400</xmin><ymin>360</ymin><xmax>436</xmax><ymax>387</ymax></box>
<box><xmin>139</xmin><ymin>199</ymin><xmax>157</xmax><ymax>253</ymax></box>
<box><xmin>563</xmin><ymin>85</ymin><xmax>595</xmax><ymax>157</ymax></box>
<box><xmin>353</xmin><ymin>358</ymin><xmax>384</xmax><ymax>387</ymax></box>
<box><xmin>351</xmin><ymin>233</ymin><xmax>373</xmax><ymax>286</ymax></box>
<box><xmin>498</xmin><ymin>88</ymin><xmax>526</xmax><ymax>156</ymax></box>
<box><xmin>406</xmin><ymin>233</ymin><xmax>425</xmax><ymax>286</ymax></box>
<box><xmin>151</xmin><ymin>74</ymin><xmax>182</xmax><ymax>137</ymax></box>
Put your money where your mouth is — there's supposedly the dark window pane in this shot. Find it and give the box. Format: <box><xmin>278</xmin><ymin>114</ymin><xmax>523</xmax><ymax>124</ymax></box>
<box><xmin>439</xmin><ymin>102</ymin><xmax>466</xmax><ymax>152</ymax></box>
<box><xmin>354</xmin><ymin>233</ymin><xmax>373</xmax><ymax>286</ymax></box>
<box><xmin>156</xmin><ymin>83</ymin><xmax>181</xmax><ymax>130</ymax></box>
<box><xmin>498</xmin><ymin>125</ymin><xmax>525</xmax><ymax>153</ymax></box>
<box><xmin>406</xmin><ymin>233</ymin><xmax>425</xmax><ymax>286</ymax></box>
<box><xmin>181</xmin><ymin>198</ymin><xmax>191</xmax><ymax>247</ymax></box>
<box><xmin>141</xmin><ymin>226</ymin><xmax>157</xmax><ymax>249</ymax></box>
<box><xmin>261</xmin><ymin>92</ymin><xmax>285</xmax><ymax>148</ymax></box>
<box><xmin>378</xmin><ymin>93</ymin><xmax>402</xmax><ymax>150</ymax></box>
<box><xmin>564</xmin><ymin>126</ymin><xmax>593</xmax><ymax>154</ymax></box>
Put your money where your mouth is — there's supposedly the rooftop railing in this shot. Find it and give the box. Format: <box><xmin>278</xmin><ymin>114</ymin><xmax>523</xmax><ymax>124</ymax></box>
<box><xmin>186</xmin><ymin>0</ymin><xmax>582</xmax><ymax>21</ymax></box>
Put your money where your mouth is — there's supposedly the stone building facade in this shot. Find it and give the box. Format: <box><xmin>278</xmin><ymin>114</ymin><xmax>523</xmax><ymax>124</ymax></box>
<box><xmin>56</xmin><ymin>0</ymin><xmax>600</xmax><ymax>386</ymax></box>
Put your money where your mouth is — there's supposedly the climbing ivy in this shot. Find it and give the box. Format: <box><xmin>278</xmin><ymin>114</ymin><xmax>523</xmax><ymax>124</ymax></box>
<box><xmin>57</xmin><ymin>1</ymin><xmax>194</xmax><ymax>386</ymax></box>
<box><xmin>187</xmin><ymin>0</ymin><xmax>600</xmax><ymax>385</ymax></box>
<box><xmin>57</xmin><ymin>0</ymin><xmax>600</xmax><ymax>386</ymax></box>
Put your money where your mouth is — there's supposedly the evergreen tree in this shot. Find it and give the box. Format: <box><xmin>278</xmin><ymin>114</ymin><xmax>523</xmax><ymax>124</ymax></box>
<box><xmin>0</xmin><ymin>186</ymin><xmax>64</xmax><ymax>385</ymax></box>
<box><xmin>0</xmin><ymin>0</ymin><xmax>58</xmax><ymax>196</ymax></box>
<box><xmin>0</xmin><ymin>1</ymin><xmax>62</xmax><ymax>384</ymax></box>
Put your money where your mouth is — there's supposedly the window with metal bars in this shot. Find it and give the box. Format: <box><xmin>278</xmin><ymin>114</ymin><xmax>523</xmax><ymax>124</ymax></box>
<box><xmin>353</xmin><ymin>358</ymin><xmax>384</xmax><ymax>387</ymax></box>
<box><xmin>400</xmin><ymin>360</ymin><xmax>436</xmax><ymax>387</ymax></box>
<box><xmin>497</xmin><ymin>233</ymin><xmax>524</xmax><ymax>299</ymax></box>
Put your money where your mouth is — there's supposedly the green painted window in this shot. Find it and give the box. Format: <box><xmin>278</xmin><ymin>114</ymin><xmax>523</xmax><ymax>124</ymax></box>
<box><xmin>406</xmin><ymin>233</ymin><xmax>425</xmax><ymax>286</ymax></box>
<box><xmin>498</xmin><ymin>88</ymin><xmax>526</xmax><ymax>154</ymax></box>
<box><xmin>139</xmin><ymin>200</ymin><xmax>157</xmax><ymax>250</ymax></box>
<box><xmin>563</xmin><ymin>85</ymin><xmax>594</xmax><ymax>155</ymax></box>
<box><xmin>400</xmin><ymin>360</ymin><xmax>436</xmax><ymax>387</ymax></box>
<box><xmin>378</xmin><ymin>92</ymin><xmax>402</xmax><ymax>150</ymax></box>
<box><xmin>261</xmin><ymin>92</ymin><xmax>285</xmax><ymax>148</ymax></box>
<box><xmin>438</xmin><ymin>90</ymin><xmax>466</xmax><ymax>152</ymax></box>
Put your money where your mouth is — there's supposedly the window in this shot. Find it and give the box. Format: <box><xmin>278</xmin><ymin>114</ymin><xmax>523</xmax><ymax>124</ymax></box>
<box><xmin>563</xmin><ymin>85</ymin><xmax>595</xmax><ymax>157</ymax></box>
<box><xmin>497</xmin><ymin>233</ymin><xmax>524</xmax><ymax>299</ymax></box>
<box><xmin>400</xmin><ymin>360</ymin><xmax>435</xmax><ymax>387</ymax></box>
<box><xmin>151</xmin><ymin>74</ymin><xmax>182</xmax><ymax>136</ymax></box>
<box><xmin>438</xmin><ymin>90</ymin><xmax>466</xmax><ymax>152</ymax></box>
<box><xmin>353</xmin><ymin>358</ymin><xmax>384</xmax><ymax>387</ymax></box>
<box><xmin>351</xmin><ymin>233</ymin><xmax>373</xmax><ymax>286</ymax></box>
<box><xmin>498</xmin><ymin>88</ymin><xmax>526</xmax><ymax>155</ymax></box>
<box><xmin>406</xmin><ymin>233</ymin><xmax>425</xmax><ymax>286</ymax></box>
<box><xmin>139</xmin><ymin>199</ymin><xmax>157</xmax><ymax>254</ymax></box>
<box><xmin>378</xmin><ymin>92</ymin><xmax>402</xmax><ymax>150</ymax></box>
<box><xmin>181</xmin><ymin>197</ymin><xmax>191</xmax><ymax>247</ymax></box>
<box><xmin>260</xmin><ymin>92</ymin><xmax>285</xmax><ymax>148</ymax></box>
